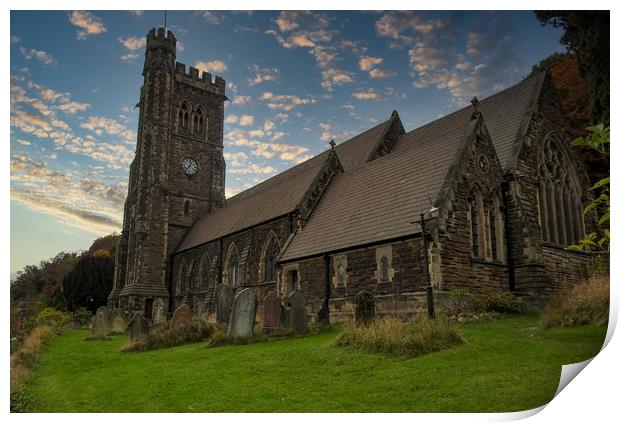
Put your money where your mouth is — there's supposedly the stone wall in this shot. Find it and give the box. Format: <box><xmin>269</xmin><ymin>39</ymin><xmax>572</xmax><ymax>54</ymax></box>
<box><xmin>434</xmin><ymin>114</ymin><xmax>510</xmax><ymax>294</ymax></box>
<box><xmin>170</xmin><ymin>216</ymin><xmax>292</xmax><ymax>314</ymax></box>
<box><xmin>508</xmin><ymin>74</ymin><xmax>598</xmax><ymax>295</ymax></box>
<box><xmin>542</xmin><ymin>244</ymin><xmax>594</xmax><ymax>290</ymax></box>
<box><xmin>284</xmin><ymin>238</ymin><xmax>428</xmax><ymax>320</ymax></box>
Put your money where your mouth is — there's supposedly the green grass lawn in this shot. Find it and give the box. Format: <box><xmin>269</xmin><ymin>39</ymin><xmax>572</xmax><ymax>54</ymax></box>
<box><xmin>22</xmin><ymin>315</ymin><xmax>605</xmax><ymax>412</ymax></box>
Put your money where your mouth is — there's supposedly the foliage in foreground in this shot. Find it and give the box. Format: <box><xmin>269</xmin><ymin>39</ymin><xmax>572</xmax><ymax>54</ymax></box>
<box><xmin>567</xmin><ymin>123</ymin><xmax>610</xmax><ymax>252</ymax></box>
<box><xmin>334</xmin><ymin>317</ymin><xmax>464</xmax><ymax>359</ymax></box>
<box><xmin>541</xmin><ymin>275</ymin><xmax>610</xmax><ymax>328</ymax></box>
<box><xmin>121</xmin><ymin>316</ymin><xmax>217</xmax><ymax>352</ymax></box>
<box><xmin>11</xmin><ymin>325</ymin><xmax>55</xmax><ymax>388</ymax></box>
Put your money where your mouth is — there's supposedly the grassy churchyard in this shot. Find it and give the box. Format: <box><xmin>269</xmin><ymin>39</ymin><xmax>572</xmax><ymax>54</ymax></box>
<box><xmin>21</xmin><ymin>315</ymin><xmax>605</xmax><ymax>412</ymax></box>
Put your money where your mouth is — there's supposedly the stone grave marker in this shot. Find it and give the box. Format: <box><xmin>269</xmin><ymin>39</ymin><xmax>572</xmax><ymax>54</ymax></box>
<box><xmin>90</xmin><ymin>306</ymin><xmax>110</xmax><ymax>339</ymax></box>
<box><xmin>128</xmin><ymin>312</ymin><xmax>150</xmax><ymax>342</ymax></box>
<box><xmin>355</xmin><ymin>291</ymin><xmax>376</xmax><ymax>324</ymax></box>
<box><xmin>262</xmin><ymin>291</ymin><xmax>281</xmax><ymax>333</ymax></box>
<box><xmin>227</xmin><ymin>288</ymin><xmax>257</xmax><ymax>338</ymax></box>
<box><xmin>153</xmin><ymin>298</ymin><xmax>165</xmax><ymax>325</ymax></box>
<box><xmin>169</xmin><ymin>304</ymin><xmax>193</xmax><ymax>331</ymax></box>
<box><xmin>110</xmin><ymin>309</ymin><xmax>128</xmax><ymax>333</ymax></box>
<box><xmin>215</xmin><ymin>284</ymin><xmax>232</xmax><ymax>326</ymax></box>
<box><xmin>287</xmin><ymin>290</ymin><xmax>308</xmax><ymax>333</ymax></box>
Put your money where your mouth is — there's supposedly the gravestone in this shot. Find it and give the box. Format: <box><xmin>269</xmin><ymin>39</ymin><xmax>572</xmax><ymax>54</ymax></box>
<box><xmin>110</xmin><ymin>309</ymin><xmax>128</xmax><ymax>333</ymax></box>
<box><xmin>227</xmin><ymin>288</ymin><xmax>257</xmax><ymax>338</ymax></box>
<box><xmin>262</xmin><ymin>291</ymin><xmax>282</xmax><ymax>332</ymax></box>
<box><xmin>91</xmin><ymin>306</ymin><xmax>110</xmax><ymax>338</ymax></box>
<box><xmin>65</xmin><ymin>321</ymin><xmax>81</xmax><ymax>329</ymax></box>
<box><xmin>152</xmin><ymin>298</ymin><xmax>165</xmax><ymax>325</ymax></box>
<box><xmin>128</xmin><ymin>312</ymin><xmax>150</xmax><ymax>342</ymax></box>
<box><xmin>287</xmin><ymin>290</ymin><xmax>308</xmax><ymax>333</ymax></box>
<box><xmin>169</xmin><ymin>304</ymin><xmax>193</xmax><ymax>332</ymax></box>
<box><xmin>354</xmin><ymin>291</ymin><xmax>376</xmax><ymax>324</ymax></box>
<box><xmin>214</xmin><ymin>284</ymin><xmax>232</xmax><ymax>326</ymax></box>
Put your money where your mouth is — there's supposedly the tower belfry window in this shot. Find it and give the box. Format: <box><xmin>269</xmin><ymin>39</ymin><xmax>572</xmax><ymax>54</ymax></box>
<box><xmin>179</xmin><ymin>103</ymin><xmax>190</xmax><ymax>134</ymax></box>
<box><xmin>194</xmin><ymin>108</ymin><xmax>206</xmax><ymax>138</ymax></box>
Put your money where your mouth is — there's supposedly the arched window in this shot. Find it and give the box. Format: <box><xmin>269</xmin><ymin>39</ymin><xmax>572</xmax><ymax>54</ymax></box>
<box><xmin>488</xmin><ymin>191</ymin><xmax>506</xmax><ymax>262</ymax></box>
<box><xmin>538</xmin><ymin>134</ymin><xmax>584</xmax><ymax>245</ymax></box>
<box><xmin>194</xmin><ymin>106</ymin><xmax>206</xmax><ymax>138</ymax></box>
<box><xmin>199</xmin><ymin>252</ymin><xmax>211</xmax><ymax>289</ymax></box>
<box><xmin>178</xmin><ymin>102</ymin><xmax>190</xmax><ymax>134</ymax></box>
<box><xmin>184</xmin><ymin>199</ymin><xmax>190</xmax><ymax>216</ymax></box>
<box><xmin>469</xmin><ymin>188</ymin><xmax>485</xmax><ymax>258</ymax></box>
<box><xmin>183</xmin><ymin>260</ymin><xmax>194</xmax><ymax>294</ymax></box>
<box><xmin>469</xmin><ymin>188</ymin><xmax>506</xmax><ymax>262</ymax></box>
<box><xmin>336</xmin><ymin>263</ymin><xmax>346</xmax><ymax>287</ymax></box>
<box><xmin>225</xmin><ymin>244</ymin><xmax>241</xmax><ymax>287</ymax></box>
<box><xmin>261</xmin><ymin>232</ymin><xmax>280</xmax><ymax>282</ymax></box>
<box><xmin>176</xmin><ymin>261</ymin><xmax>186</xmax><ymax>296</ymax></box>
<box><xmin>380</xmin><ymin>255</ymin><xmax>389</xmax><ymax>281</ymax></box>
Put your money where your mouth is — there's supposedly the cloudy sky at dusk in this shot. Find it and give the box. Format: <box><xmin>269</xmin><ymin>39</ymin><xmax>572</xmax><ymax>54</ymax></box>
<box><xmin>10</xmin><ymin>10</ymin><xmax>565</xmax><ymax>276</ymax></box>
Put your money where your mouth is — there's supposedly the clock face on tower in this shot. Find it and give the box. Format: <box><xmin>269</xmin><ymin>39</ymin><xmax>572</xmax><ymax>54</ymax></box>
<box><xmin>181</xmin><ymin>157</ymin><xmax>198</xmax><ymax>176</ymax></box>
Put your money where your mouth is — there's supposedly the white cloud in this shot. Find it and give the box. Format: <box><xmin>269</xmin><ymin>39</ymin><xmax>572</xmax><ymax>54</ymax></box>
<box><xmin>118</xmin><ymin>36</ymin><xmax>146</xmax><ymax>51</ymax></box>
<box><xmin>239</xmin><ymin>115</ymin><xmax>254</xmax><ymax>126</ymax></box>
<box><xmin>352</xmin><ymin>89</ymin><xmax>381</xmax><ymax>101</ymax></box>
<box><xmin>195</xmin><ymin>60</ymin><xmax>228</xmax><ymax>74</ymax></box>
<box><xmin>68</xmin><ymin>11</ymin><xmax>107</xmax><ymax>40</ymax></box>
<box><xmin>19</xmin><ymin>47</ymin><xmax>57</xmax><ymax>67</ymax></box>
<box><xmin>260</xmin><ymin>92</ymin><xmax>317</xmax><ymax>111</ymax></box>
<box><xmin>359</xmin><ymin>56</ymin><xmax>383</xmax><ymax>71</ymax></box>
<box><xmin>225</xmin><ymin>115</ymin><xmax>239</xmax><ymax>124</ymax></box>
<box><xmin>232</xmin><ymin>95</ymin><xmax>251</xmax><ymax>106</ymax></box>
<box><xmin>369</xmin><ymin>68</ymin><xmax>396</xmax><ymax>79</ymax></box>
<box><xmin>247</xmin><ymin>64</ymin><xmax>279</xmax><ymax>86</ymax></box>
<box><xmin>198</xmin><ymin>11</ymin><xmax>220</xmax><ymax>25</ymax></box>
<box><xmin>58</xmin><ymin>101</ymin><xmax>90</xmax><ymax>114</ymax></box>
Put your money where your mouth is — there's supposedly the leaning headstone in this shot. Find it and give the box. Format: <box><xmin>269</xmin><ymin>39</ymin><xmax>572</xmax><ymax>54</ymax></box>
<box><xmin>91</xmin><ymin>306</ymin><xmax>110</xmax><ymax>338</ymax></box>
<box><xmin>355</xmin><ymin>291</ymin><xmax>376</xmax><ymax>324</ymax></box>
<box><xmin>128</xmin><ymin>312</ymin><xmax>150</xmax><ymax>342</ymax></box>
<box><xmin>227</xmin><ymin>288</ymin><xmax>257</xmax><ymax>338</ymax></box>
<box><xmin>287</xmin><ymin>290</ymin><xmax>308</xmax><ymax>333</ymax></box>
<box><xmin>262</xmin><ymin>291</ymin><xmax>282</xmax><ymax>333</ymax></box>
<box><xmin>169</xmin><ymin>304</ymin><xmax>193</xmax><ymax>332</ymax></box>
<box><xmin>214</xmin><ymin>284</ymin><xmax>233</xmax><ymax>326</ymax></box>
<box><xmin>110</xmin><ymin>309</ymin><xmax>128</xmax><ymax>333</ymax></box>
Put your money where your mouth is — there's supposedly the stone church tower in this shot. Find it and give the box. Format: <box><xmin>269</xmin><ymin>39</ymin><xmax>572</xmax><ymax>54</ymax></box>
<box><xmin>109</xmin><ymin>27</ymin><xmax>226</xmax><ymax>318</ymax></box>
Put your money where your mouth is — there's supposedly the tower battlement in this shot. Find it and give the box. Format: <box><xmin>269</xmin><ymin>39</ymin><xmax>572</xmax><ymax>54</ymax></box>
<box><xmin>174</xmin><ymin>62</ymin><xmax>226</xmax><ymax>96</ymax></box>
<box><xmin>146</xmin><ymin>27</ymin><xmax>177</xmax><ymax>54</ymax></box>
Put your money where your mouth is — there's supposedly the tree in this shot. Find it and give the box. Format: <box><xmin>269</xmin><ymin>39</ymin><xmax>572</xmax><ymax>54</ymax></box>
<box><xmin>567</xmin><ymin>124</ymin><xmax>609</xmax><ymax>252</ymax></box>
<box><xmin>62</xmin><ymin>254</ymin><xmax>114</xmax><ymax>313</ymax></box>
<box><xmin>536</xmin><ymin>11</ymin><xmax>610</xmax><ymax>126</ymax></box>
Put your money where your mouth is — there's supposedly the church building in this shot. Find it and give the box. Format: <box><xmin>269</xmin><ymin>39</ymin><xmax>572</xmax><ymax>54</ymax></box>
<box><xmin>109</xmin><ymin>28</ymin><xmax>598</xmax><ymax>322</ymax></box>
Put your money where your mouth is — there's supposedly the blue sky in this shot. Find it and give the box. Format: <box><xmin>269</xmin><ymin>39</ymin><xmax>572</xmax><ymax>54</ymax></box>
<box><xmin>10</xmin><ymin>10</ymin><xmax>565</xmax><ymax>277</ymax></box>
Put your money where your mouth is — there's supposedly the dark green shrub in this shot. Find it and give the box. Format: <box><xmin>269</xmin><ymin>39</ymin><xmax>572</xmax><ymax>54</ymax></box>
<box><xmin>121</xmin><ymin>317</ymin><xmax>216</xmax><ymax>352</ymax></box>
<box><xmin>541</xmin><ymin>275</ymin><xmax>609</xmax><ymax>328</ymax></box>
<box><xmin>71</xmin><ymin>307</ymin><xmax>93</xmax><ymax>327</ymax></box>
<box><xmin>335</xmin><ymin>317</ymin><xmax>465</xmax><ymax>359</ymax></box>
<box><xmin>473</xmin><ymin>291</ymin><xmax>523</xmax><ymax>314</ymax></box>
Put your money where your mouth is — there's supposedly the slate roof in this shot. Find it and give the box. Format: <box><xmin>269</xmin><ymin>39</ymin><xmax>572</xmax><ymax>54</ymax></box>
<box><xmin>279</xmin><ymin>73</ymin><xmax>546</xmax><ymax>261</ymax></box>
<box><xmin>174</xmin><ymin>119</ymin><xmax>391</xmax><ymax>252</ymax></box>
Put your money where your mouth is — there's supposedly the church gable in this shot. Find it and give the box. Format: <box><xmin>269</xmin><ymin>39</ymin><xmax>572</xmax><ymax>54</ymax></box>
<box><xmin>297</xmin><ymin>146</ymin><xmax>344</xmax><ymax>226</ymax></box>
<box><xmin>366</xmin><ymin>110</ymin><xmax>406</xmax><ymax>161</ymax></box>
